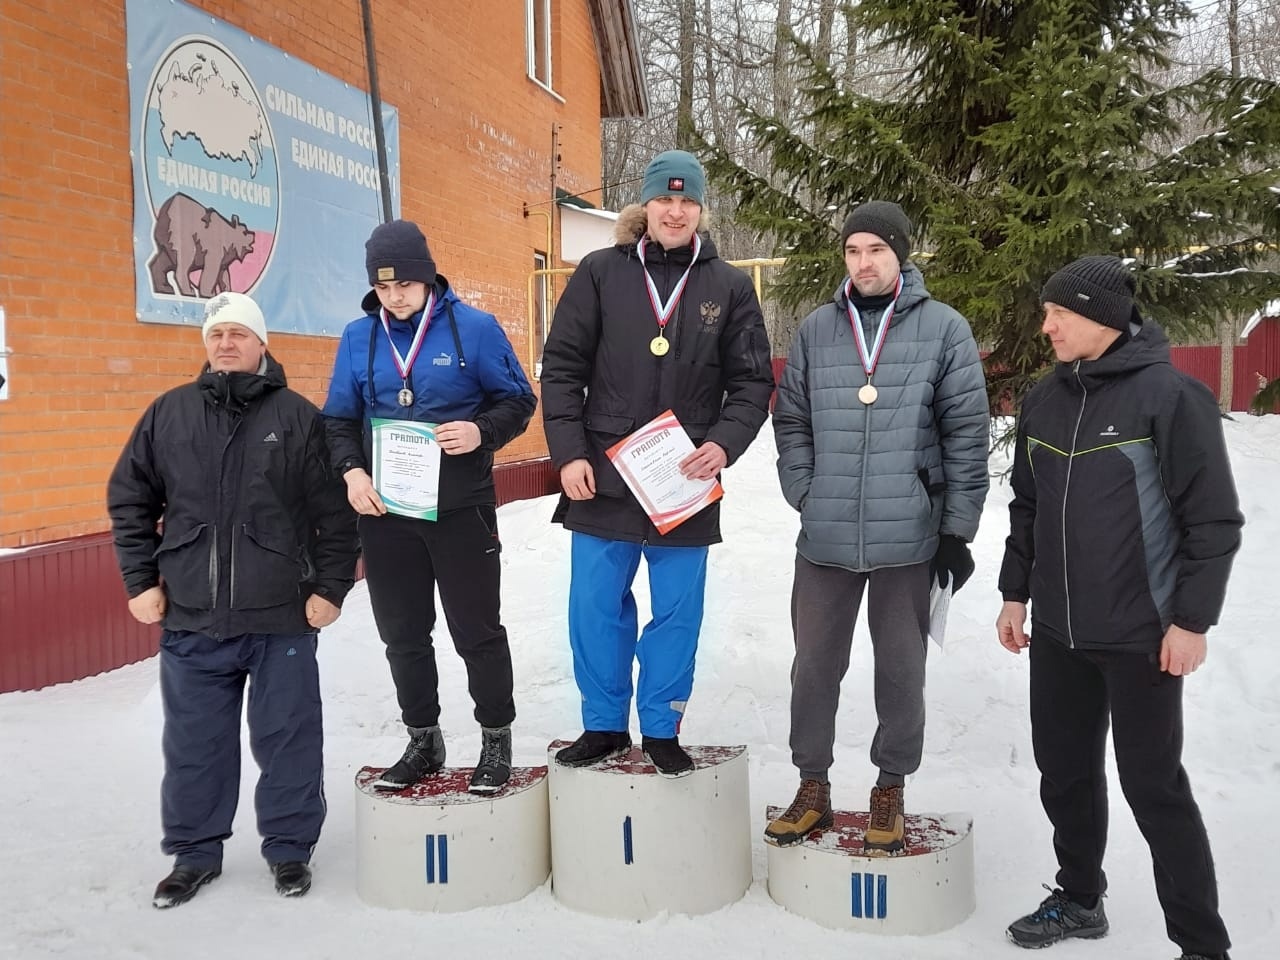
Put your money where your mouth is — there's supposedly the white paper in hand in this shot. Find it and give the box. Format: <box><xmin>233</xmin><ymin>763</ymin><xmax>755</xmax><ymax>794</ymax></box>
<box><xmin>928</xmin><ymin>581</ymin><xmax>953</xmax><ymax>648</ymax></box>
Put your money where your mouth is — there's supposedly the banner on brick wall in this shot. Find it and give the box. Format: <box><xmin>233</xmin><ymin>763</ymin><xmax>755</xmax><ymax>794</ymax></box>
<box><xmin>126</xmin><ymin>0</ymin><xmax>400</xmax><ymax>337</ymax></box>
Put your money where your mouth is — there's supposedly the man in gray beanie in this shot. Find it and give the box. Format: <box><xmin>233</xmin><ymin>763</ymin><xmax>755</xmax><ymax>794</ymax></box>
<box><xmin>767</xmin><ymin>200</ymin><xmax>989</xmax><ymax>854</ymax></box>
<box><xmin>997</xmin><ymin>255</ymin><xmax>1241</xmax><ymax>960</ymax></box>
<box><xmin>541</xmin><ymin>148</ymin><xmax>774</xmax><ymax>778</ymax></box>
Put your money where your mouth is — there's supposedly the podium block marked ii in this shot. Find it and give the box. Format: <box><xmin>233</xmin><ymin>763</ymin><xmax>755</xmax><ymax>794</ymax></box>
<box><xmin>354</xmin><ymin>766</ymin><xmax>550</xmax><ymax>912</ymax></box>
<box><xmin>766</xmin><ymin>807</ymin><xmax>974</xmax><ymax>935</ymax></box>
<box><xmin>548</xmin><ymin>742</ymin><xmax>751</xmax><ymax>920</ymax></box>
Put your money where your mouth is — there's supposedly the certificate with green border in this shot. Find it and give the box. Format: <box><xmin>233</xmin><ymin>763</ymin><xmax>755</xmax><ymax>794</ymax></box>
<box><xmin>370</xmin><ymin>418</ymin><xmax>440</xmax><ymax>521</ymax></box>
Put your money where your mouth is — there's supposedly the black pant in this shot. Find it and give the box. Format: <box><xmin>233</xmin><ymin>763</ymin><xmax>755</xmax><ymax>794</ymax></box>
<box><xmin>1030</xmin><ymin>635</ymin><xmax>1230</xmax><ymax>956</ymax></box>
<box><xmin>359</xmin><ymin>507</ymin><xmax>515</xmax><ymax>729</ymax></box>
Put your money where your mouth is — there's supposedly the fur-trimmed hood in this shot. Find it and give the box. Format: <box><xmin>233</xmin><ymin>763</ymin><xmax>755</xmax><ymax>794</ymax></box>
<box><xmin>611</xmin><ymin>203</ymin><xmax>717</xmax><ymax>257</ymax></box>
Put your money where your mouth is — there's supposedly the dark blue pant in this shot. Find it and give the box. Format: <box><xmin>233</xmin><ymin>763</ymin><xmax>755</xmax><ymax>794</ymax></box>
<box><xmin>1030</xmin><ymin>635</ymin><xmax>1230</xmax><ymax>956</ymax></box>
<box><xmin>159</xmin><ymin>630</ymin><xmax>325</xmax><ymax>869</ymax></box>
<box><xmin>568</xmin><ymin>532</ymin><xmax>708</xmax><ymax>738</ymax></box>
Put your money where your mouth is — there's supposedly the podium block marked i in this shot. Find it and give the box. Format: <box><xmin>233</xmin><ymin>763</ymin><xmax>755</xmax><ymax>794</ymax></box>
<box><xmin>766</xmin><ymin>808</ymin><xmax>974</xmax><ymax>935</ymax></box>
<box><xmin>354</xmin><ymin>765</ymin><xmax>550</xmax><ymax>912</ymax></box>
<box><xmin>548</xmin><ymin>742</ymin><xmax>751</xmax><ymax>920</ymax></box>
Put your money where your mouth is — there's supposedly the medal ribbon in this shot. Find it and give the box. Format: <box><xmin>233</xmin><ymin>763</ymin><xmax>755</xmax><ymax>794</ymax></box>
<box><xmin>638</xmin><ymin>233</ymin><xmax>702</xmax><ymax>336</ymax></box>
<box><xmin>380</xmin><ymin>291</ymin><xmax>436</xmax><ymax>382</ymax></box>
<box><xmin>845</xmin><ymin>274</ymin><xmax>903</xmax><ymax>380</ymax></box>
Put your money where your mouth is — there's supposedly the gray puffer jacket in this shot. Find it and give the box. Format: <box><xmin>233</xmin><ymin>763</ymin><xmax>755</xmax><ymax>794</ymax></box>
<box><xmin>773</xmin><ymin>265</ymin><xmax>989</xmax><ymax>572</ymax></box>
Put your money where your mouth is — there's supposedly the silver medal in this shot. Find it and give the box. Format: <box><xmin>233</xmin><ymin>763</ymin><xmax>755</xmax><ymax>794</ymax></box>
<box><xmin>397</xmin><ymin>387</ymin><xmax>414</xmax><ymax>407</ymax></box>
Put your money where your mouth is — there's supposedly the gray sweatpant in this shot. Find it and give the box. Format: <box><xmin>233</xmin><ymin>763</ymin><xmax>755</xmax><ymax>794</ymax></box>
<box><xmin>788</xmin><ymin>553</ymin><xmax>931</xmax><ymax>781</ymax></box>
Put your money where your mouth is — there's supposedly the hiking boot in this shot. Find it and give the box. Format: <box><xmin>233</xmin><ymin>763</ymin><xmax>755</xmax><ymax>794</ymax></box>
<box><xmin>152</xmin><ymin>863</ymin><xmax>220</xmax><ymax>909</ymax></box>
<box><xmin>764</xmin><ymin>779</ymin><xmax>833</xmax><ymax>846</ymax></box>
<box><xmin>1006</xmin><ymin>886</ymin><xmax>1109</xmax><ymax>948</ymax></box>
<box><xmin>468</xmin><ymin>725</ymin><xmax>512</xmax><ymax>794</ymax></box>
<box><xmin>641</xmin><ymin>735</ymin><xmax>694</xmax><ymax>778</ymax></box>
<box><xmin>270</xmin><ymin>861</ymin><xmax>312</xmax><ymax>898</ymax></box>
<box><xmin>863</xmin><ymin>784</ymin><xmax>905</xmax><ymax>854</ymax></box>
<box><xmin>554</xmin><ymin>730</ymin><xmax>631</xmax><ymax>767</ymax></box>
<box><xmin>373</xmin><ymin>725</ymin><xmax>446</xmax><ymax>790</ymax></box>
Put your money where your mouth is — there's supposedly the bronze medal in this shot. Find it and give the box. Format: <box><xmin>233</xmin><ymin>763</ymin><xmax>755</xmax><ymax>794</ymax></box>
<box><xmin>858</xmin><ymin>382</ymin><xmax>878</xmax><ymax>405</ymax></box>
<box><xmin>650</xmin><ymin>335</ymin><xmax>670</xmax><ymax>357</ymax></box>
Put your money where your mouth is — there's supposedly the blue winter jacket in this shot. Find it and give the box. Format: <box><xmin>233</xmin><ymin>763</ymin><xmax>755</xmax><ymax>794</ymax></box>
<box><xmin>322</xmin><ymin>276</ymin><xmax>537</xmax><ymax>511</ymax></box>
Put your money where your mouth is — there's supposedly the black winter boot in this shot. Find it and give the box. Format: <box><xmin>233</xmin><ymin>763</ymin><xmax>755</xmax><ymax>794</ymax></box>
<box><xmin>641</xmin><ymin>735</ymin><xmax>694</xmax><ymax>778</ymax></box>
<box><xmin>468</xmin><ymin>725</ymin><xmax>512</xmax><ymax>794</ymax></box>
<box><xmin>152</xmin><ymin>864</ymin><xmax>220</xmax><ymax>909</ymax></box>
<box><xmin>270</xmin><ymin>861</ymin><xmax>312</xmax><ymax>897</ymax></box>
<box><xmin>374</xmin><ymin>725</ymin><xmax>446</xmax><ymax>790</ymax></box>
<box><xmin>554</xmin><ymin>730</ymin><xmax>631</xmax><ymax>767</ymax></box>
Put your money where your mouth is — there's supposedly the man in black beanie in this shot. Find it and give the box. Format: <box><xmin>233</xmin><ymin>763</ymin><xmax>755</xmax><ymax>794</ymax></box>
<box><xmin>997</xmin><ymin>255</ymin><xmax>1242</xmax><ymax>960</ymax></box>
<box><xmin>767</xmin><ymin>201</ymin><xmax>989</xmax><ymax>852</ymax></box>
<box><xmin>322</xmin><ymin>219</ymin><xmax>537</xmax><ymax>795</ymax></box>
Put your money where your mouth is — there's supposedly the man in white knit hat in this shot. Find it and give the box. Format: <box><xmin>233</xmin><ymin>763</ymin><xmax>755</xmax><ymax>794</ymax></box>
<box><xmin>108</xmin><ymin>292</ymin><xmax>358</xmax><ymax>909</ymax></box>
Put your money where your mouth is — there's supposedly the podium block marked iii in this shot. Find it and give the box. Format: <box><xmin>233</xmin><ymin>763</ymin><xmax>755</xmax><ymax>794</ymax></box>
<box><xmin>766</xmin><ymin>807</ymin><xmax>974</xmax><ymax>935</ymax></box>
<box><xmin>355</xmin><ymin>766</ymin><xmax>550</xmax><ymax>912</ymax></box>
<box><xmin>548</xmin><ymin>743</ymin><xmax>751</xmax><ymax>920</ymax></box>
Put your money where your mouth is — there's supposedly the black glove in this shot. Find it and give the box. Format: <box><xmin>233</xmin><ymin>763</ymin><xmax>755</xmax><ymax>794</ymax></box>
<box><xmin>931</xmin><ymin>535</ymin><xmax>975</xmax><ymax>593</ymax></box>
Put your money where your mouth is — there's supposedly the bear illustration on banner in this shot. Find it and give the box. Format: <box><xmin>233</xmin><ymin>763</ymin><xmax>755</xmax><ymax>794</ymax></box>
<box><xmin>140</xmin><ymin>39</ymin><xmax>280</xmax><ymax>299</ymax></box>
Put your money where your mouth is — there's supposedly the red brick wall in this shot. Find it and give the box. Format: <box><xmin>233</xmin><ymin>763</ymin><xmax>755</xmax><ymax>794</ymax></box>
<box><xmin>0</xmin><ymin>0</ymin><xmax>601</xmax><ymax>547</ymax></box>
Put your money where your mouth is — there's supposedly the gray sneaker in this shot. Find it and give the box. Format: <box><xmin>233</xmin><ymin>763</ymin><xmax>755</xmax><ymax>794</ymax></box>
<box><xmin>1007</xmin><ymin>886</ymin><xmax>1108</xmax><ymax>948</ymax></box>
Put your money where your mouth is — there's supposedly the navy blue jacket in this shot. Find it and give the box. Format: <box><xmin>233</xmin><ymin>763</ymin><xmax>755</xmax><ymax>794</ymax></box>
<box><xmin>322</xmin><ymin>277</ymin><xmax>536</xmax><ymax>511</ymax></box>
<box><xmin>998</xmin><ymin>322</ymin><xmax>1243</xmax><ymax>652</ymax></box>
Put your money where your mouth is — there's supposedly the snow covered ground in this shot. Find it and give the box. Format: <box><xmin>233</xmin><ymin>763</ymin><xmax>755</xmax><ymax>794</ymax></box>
<box><xmin>2</xmin><ymin>417</ymin><xmax>1277</xmax><ymax>959</ymax></box>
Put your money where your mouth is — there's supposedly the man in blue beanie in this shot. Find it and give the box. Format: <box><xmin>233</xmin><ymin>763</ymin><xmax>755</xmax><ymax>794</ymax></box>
<box><xmin>540</xmin><ymin>150</ymin><xmax>774</xmax><ymax>777</ymax></box>
<box><xmin>322</xmin><ymin>219</ymin><xmax>537</xmax><ymax>796</ymax></box>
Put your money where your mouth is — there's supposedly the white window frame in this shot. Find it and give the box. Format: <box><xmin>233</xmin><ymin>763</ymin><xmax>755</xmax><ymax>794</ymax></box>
<box><xmin>526</xmin><ymin>0</ymin><xmax>553</xmax><ymax>92</ymax></box>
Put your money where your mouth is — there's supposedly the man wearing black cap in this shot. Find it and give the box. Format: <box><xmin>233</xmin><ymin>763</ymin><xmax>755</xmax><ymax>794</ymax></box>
<box><xmin>997</xmin><ymin>256</ymin><xmax>1241</xmax><ymax>960</ymax></box>
<box><xmin>767</xmin><ymin>201</ymin><xmax>989</xmax><ymax>853</ymax></box>
<box><xmin>541</xmin><ymin>150</ymin><xmax>774</xmax><ymax>777</ymax></box>
<box><xmin>323</xmin><ymin>219</ymin><xmax>537</xmax><ymax>795</ymax></box>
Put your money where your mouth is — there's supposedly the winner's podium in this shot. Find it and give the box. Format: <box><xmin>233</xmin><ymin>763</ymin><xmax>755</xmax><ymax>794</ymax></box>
<box><xmin>547</xmin><ymin>742</ymin><xmax>751</xmax><ymax>920</ymax></box>
<box><xmin>766</xmin><ymin>807</ymin><xmax>974</xmax><ymax>935</ymax></box>
<box><xmin>354</xmin><ymin>766</ymin><xmax>550</xmax><ymax>911</ymax></box>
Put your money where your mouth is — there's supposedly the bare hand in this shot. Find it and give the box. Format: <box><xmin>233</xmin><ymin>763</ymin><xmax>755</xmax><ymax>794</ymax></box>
<box><xmin>344</xmin><ymin>467</ymin><xmax>387</xmax><ymax>516</ymax></box>
<box><xmin>560</xmin><ymin>459</ymin><xmax>596</xmax><ymax>500</ymax></box>
<box><xmin>128</xmin><ymin>585</ymin><xmax>167</xmax><ymax>624</ymax></box>
<box><xmin>436</xmin><ymin>420</ymin><xmax>482</xmax><ymax>455</ymax></box>
<box><xmin>679</xmin><ymin>441</ymin><xmax>728</xmax><ymax>481</ymax></box>
<box><xmin>1160</xmin><ymin>624</ymin><xmax>1207</xmax><ymax>676</ymax></box>
<box><xmin>305</xmin><ymin>595</ymin><xmax>341</xmax><ymax>628</ymax></box>
<box><xmin>997</xmin><ymin>600</ymin><xmax>1029</xmax><ymax>653</ymax></box>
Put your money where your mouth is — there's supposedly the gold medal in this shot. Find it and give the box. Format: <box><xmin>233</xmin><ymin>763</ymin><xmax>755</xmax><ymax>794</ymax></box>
<box><xmin>858</xmin><ymin>382</ymin><xmax>878</xmax><ymax>405</ymax></box>
<box><xmin>650</xmin><ymin>335</ymin><xmax>670</xmax><ymax>357</ymax></box>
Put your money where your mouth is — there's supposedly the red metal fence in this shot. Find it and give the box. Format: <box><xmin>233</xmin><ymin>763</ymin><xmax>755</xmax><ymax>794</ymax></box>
<box><xmin>0</xmin><ymin>457</ymin><xmax>559</xmax><ymax>694</ymax></box>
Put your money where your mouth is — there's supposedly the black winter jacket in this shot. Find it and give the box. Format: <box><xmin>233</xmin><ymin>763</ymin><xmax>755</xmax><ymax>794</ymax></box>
<box><xmin>541</xmin><ymin>213</ymin><xmax>775</xmax><ymax>545</ymax></box>
<box><xmin>108</xmin><ymin>355</ymin><xmax>359</xmax><ymax>639</ymax></box>
<box><xmin>998</xmin><ymin>322</ymin><xmax>1243</xmax><ymax>652</ymax></box>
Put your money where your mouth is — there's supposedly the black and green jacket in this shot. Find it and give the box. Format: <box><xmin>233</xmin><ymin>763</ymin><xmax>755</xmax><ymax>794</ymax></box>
<box><xmin>998</xmin><ymin>321</ymin><xmax>1243</xmax><ymax>652</ymax></box>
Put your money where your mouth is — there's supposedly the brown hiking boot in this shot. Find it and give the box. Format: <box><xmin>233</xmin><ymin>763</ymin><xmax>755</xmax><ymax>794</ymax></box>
<box><xmin>863</xmin><ymin>784</ymin><xmax>905</xmax><ymax>854</ymax></box>
<box><xmin>764</xmin><ymin>779</ymin><xmax>833</xmax><ymax>846</ymax></box>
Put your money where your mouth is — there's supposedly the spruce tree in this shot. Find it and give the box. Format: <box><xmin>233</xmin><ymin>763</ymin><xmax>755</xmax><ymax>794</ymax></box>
<box><xmin>703</xmin><ymin>0</ymin><xmax>1280</xmax><ymax>410</ymax></box>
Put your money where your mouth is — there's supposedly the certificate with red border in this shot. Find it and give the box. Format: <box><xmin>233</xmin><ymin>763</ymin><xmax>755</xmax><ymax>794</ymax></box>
<box><xmin>606</xmin><ymin>409</ymin><xmax>723</xmax><ymax>535</ymax></box>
